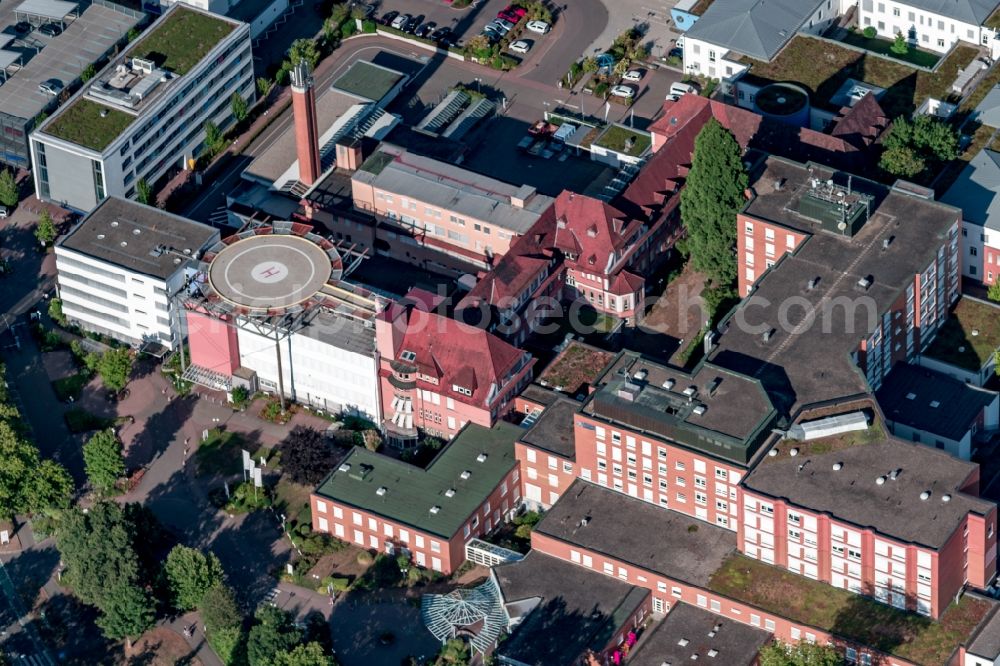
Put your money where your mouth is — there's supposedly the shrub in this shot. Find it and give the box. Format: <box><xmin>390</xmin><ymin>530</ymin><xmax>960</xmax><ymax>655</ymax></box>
<box><xmin>862</xmin><ymin>26</ymin><xmax>877</xmax><ymax>39</ymax></box>
<box><xmin>362</xmin><ymin>18</ymin><xmax>377</xmax><ymax>33</ymax></box>
<box><xmin>356</xmin><ymin>550</ymin><xmax>373</xmax><ymax>566</ymax></box>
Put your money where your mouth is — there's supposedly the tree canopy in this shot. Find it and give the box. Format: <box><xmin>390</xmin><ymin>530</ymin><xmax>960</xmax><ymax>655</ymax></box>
<box><xmin>679</xmin><ymin>118</ymin><xmax>748</xmax><ymax>291</ymax></box>
<box><xmin>987</xmin><ymin>280</ymin><xmax>1000</xmax><ymax>303</ymax></box>
<box><xmin>247</xmin><ymin>605</ymin><xmax>301</xmax><ymax>666</ymax></box>
<box><xmin>273</xmin><ymin>642</ymin><xmax>335</xmax><ymax>666</ymax></box>
<box><xmin>97</xmin><ymin>348</ymin><xmax>133</xmax><ymax>393</ymax></box>
<box><xmin>34</xmin><ymin>211</ymin><xmax>57</xmax><ymax>246</ymax></box>
<box><xmin>0</xmin><ymin>169</ymin><xmax>17</xmax><ymax>208</ymax></box>
<box><xmin>0</xmin><ymin>420</ymin><xmax>73</xmax><ymax>519</ymax></box>
<box><xmin>164</xmin><ymin>545</ymin><xmax>225</xmax><ymax>611</ymax></box>
<box><xmin>279</xmin><ymin>426</ymin><xmax>337</xmax><ymax>485</ymax></box>
<box><xmin>759</xmin><ymin>641</ymin><xmax>844</xmax><ymax>666</ymax></box>
<box><xmin>288</xmin><ymin>38</ymin><xmax>321</xmax><ymax>69</ymax></box>
<box><xmin>83</xmin><ymin>428</ymin><xmax>125</xmax><ymax>494</ymax></box>
<box><xmin>879</xmin><ymin>115</ymin><xmax>959</xmax><ymax>178</ymax></box>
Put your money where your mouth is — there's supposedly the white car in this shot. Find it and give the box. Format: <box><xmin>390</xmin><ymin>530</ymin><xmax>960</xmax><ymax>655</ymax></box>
<box><xmin>669</xmin><ymin>81</ymin><xmax>698</xmax><ymax>97</ymax></box>
<box><xmin>391</xmin><ymin>13</ymin><xmax>409</xmax><ymax>30</ymax></box>
<box><xmin>622</xmin><ymin>70</ymin><xmax>643</xmax><ymax>82</ymax></box>
<box><xmin>509</xmin><ymin>40</ymin><xmax>531</xmax><ymax>54</ymax></box>
<box><xmin>664</xmin><ymin>94</ymin><xmax>681</xmax><ymax>103</ymax></box>
<box><xmin>526</xmin><ymin>20</ymin><xmax>550</xmax><ymax>34</ymax></box>
<box><xmin>610</xmin><ymin>84</ymin><xmax>636</xmax><ymax>99</ymax></box>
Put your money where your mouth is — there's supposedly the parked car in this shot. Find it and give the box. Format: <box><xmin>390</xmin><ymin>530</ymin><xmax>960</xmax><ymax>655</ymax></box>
<box><xmin>503</xmin><ymin>5</ymin><xmax>527</xmax><ymax>19</ymax></box>
<box><xmin>390</xmin><ymin>13</ymin><xmax>410</xmax><ymax>30</ymax></box>
<box><xmin>610</xmin><ymin>84</ymin><xmax>636</xmax><ymax>99</ymax></box>
<box><xmin>509</xmin><ymin>40</ymin><xmax>531</xmax><ymax>54</ymax></box>
<box><xmin>13</xmin><ymin>21</ymin><xmax>32</xmax><ymax>36</ymax></box>
<box><xmin>668</xmin><ymin>81</ymin><xmax>698</xmax><ymax>96</ymax></box>
<box><xmin>416</xmin><ymin>21</ymin><xmax>437</xmax><ymax>38</ymax></box>
<box><xmin>404</xmin><ymin>14</ymin><xmax>424</xmax><ymax>34</ymax></box>
<box><xmin>431</xmin><ymin>27</ymin><xmax>454</xmax><ymax>46</ymax></box>
<box><xmin>493</xmin><ymin>18</ymin><xmax>515</xmax><ymax>32</ymax></box>
<box><xmin>668</xmin><ymin>47</ymin><xmax>682</xmax><ymax>59</ymax></box>
<box><xmin>38</xmin><ymin>78</ymin><xmax>63</xmax><ymax>96</ymax></box>
<box><xmin>482</xmin><ymin>25</ymin><xmax>501</xmax><ymax>42</ymax></box>
<box><xmin>525</xmin><ymin>20</ymin><xmax>550</xmax><ymax>34</ymax></box>
<box><xmin>664</xmin><ymin>93</ymin><xmax>681</xmax><ymax>103</ymax></box>
<box><xmin>622</xmin><ymin>69</ymin><xmax>643</xmax><ymax>82</ymax></box>
<box><xmin>380</xmin><ymin>10</ymin><xmax>399</xmax><ymax>26</ymax></box>
<box><xmin>38</xmin><ymin>23</ymin><xmax>62</xmax><ymax>37</ymax></box>
<box><xmin>497</xmin><ymin>9</ymin><xmax>520</xmax><ymax>22</ymax></box>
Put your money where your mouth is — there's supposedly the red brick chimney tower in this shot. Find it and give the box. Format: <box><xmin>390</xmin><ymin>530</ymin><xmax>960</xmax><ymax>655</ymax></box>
<box><xmin>291</xmin><ymin>59</ymin><xmax>321</xmax><ymax>187</ymax></box>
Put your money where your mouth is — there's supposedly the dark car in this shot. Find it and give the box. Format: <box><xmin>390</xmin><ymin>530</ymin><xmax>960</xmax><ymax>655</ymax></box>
<box><xmin>668</xmin><ymin>47</ymin><xmax>682</xmax><ymax>59</ymax></box>
<box><xmin>430</xmin><ymin>26</ymin><xmax>453</xmax><ymax>45</ymax></box>
<box><xmin>38</xmin><ymin>23</ymin><xmax>62</xmax><ymax>37</ymax></box>
<box><xmin>380</xmin><ymin>10</ymin><xmax>398</xmax><ymax>25</ymax></box>
<box><xmin>13</xmin><ymin>21</ymin><xmax>32</xmax><ymax>36</ymax></box>
<box><xmin>415</xmin><ymin>21</ymin><xmax>436</xmax><ymax>38</ymax></box>
<box><xmin>404</xmin><ymin>13</ymin><xmax>423</xmax><ymax>34</ymax></box>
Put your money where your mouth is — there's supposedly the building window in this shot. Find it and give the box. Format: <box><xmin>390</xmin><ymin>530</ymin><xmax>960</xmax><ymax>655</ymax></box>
<box><xmin>92</xmin><ymin>159</ymin><xmax>106</xmax><ymax>202</ymax></box>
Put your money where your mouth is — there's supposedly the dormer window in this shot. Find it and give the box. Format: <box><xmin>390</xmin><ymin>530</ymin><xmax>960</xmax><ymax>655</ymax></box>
<box><xmin>400</xmin><ymin>350</ymin><xmax>416</xmax><ymax>362</ymax></box>
<box><xmin>452</xmin><ymin>384</ymin><xmax>472</xmax><ymax>396</ymax></box>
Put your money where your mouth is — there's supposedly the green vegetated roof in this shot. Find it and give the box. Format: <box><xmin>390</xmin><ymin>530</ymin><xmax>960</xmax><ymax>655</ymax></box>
<box><xmin>132</xmin><ymin>7</ymin><xmax>236</xmax><ymax>76</ymax></box>
<box><xmin>314</xmin><ymin>422</ymin><xmax>520</xmax><ymax>538</ymax></box>
<box><xmin>594</xmin><ymin>125</ymin><xmax>652</xmax><ymax>157</ymax></box>
<box><xmin>333</xmin><ymin>61</ymin><xmax>404</xmax><ymax>102</ymax></box>
<box><xmin>44</xmin><ymin>98</ymin><xmax>135</xmax><ymax>152</ymax></box>
<box><xmin>922</xmin><ymin>297</ymin><xmax>1000</xmax><ymax>372</ymax></box>
<box><xmin>709</xmin><ymin>553</ymin><xmax>993</xmax><ymax>666</ymax></box>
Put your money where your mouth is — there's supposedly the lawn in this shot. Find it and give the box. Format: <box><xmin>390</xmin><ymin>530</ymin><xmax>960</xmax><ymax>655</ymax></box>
<box><xmin>594</xmin><ymin>125</ymin><xmax>652</xmax><ymax>157</ymax></box>
<box><xmin>922</xmin><ymin>298</ymin><xmax>1000</xmax><ymax>372</ymax></box>
<box><xmin>708</xmin><ymin>554</ymin><xmax>992</xmax><ymax>665</ymax></box>
<box><xmin>195</xmin><ymin>429</ymin><xmax>254</xmax><ymax>477</ymax></box>
<box><xmin>64</xmin><ymin>409</ymin><xmax>115</xmax><ymax>434</ymax></box>
<box><xmin>44</xmin><ymin>99</ymin><xmax>135</xmax><ymax>152</ymax></box>
<box><xmin>838</xmin><ymin>31</ymin><xmax>941</xmax><ymax>69</ymax></box>
<box><xmin>132</xmin><ymin>7</ymin><xmax>235</xmax><ymax>76</ymax></box>
<box><xmin>738</xmin><ymin>36</ymin><xmax>978</xmax><ymax>116</ymax></box>
<box><xmin>51</xmin><ymin>373</ymin><xmax>90</xmax><ymax>402</ymax></box>
<box><xmin>538</xmin><ymin>341</ymin><xmax>615</xmax><ymax>394</ymax></box>
<box><xmin>765</xmin><ymin>421</ymin><xmax>885</xmax><ymax>462</ymax></box>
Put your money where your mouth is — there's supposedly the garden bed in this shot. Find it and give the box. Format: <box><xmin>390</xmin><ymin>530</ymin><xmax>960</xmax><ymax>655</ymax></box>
<box><xmin>838</xmin><ymin>31</ymin><xmax>941</xmax><ymax>68</ymax></box>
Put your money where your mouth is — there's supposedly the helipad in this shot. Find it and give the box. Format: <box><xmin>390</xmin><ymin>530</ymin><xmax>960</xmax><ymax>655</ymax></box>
<box><xmin>208</xmin><ymin>234</ymin><xmax>336</xmax><ymax>312</ymax></box>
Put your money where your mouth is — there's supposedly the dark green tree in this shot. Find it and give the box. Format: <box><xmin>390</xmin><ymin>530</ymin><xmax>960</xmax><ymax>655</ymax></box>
<box><xmin>287</xmin><ymin>38</ymin><xmax>320</xmax><ymax>69</ymax></box>
<box><xmin>164</xmin><ymin>545</ymin><xmax>224</xmax><ymax>611</ymax></box>
<box><xmin>83</xmin><ymin>428</ymin><xmax>125</xmax><ymax>494</ymax></box>
<box><xmin>436</xmin><ymin>638</ymin><xmax>471</xmax><ymax>665</ymax></box>
<box><xmin>230</xmin><ymin>93</ymin><xmax>249</xmax><ymax>123</ymax></box>
<box><xmin>204</xmin><ymin>121</ymin><xmax>225</xmax><ymax>154</ymax></box>
<box><xmin>97</xmin><ymin>348</ymin><xmax>132</xmax><ymax>392</ymax></box>
<box><xmin>679</xmin><ymin>118</ymin><xmax>748</xmax><ymax>290</ymax></box>
<box><xmin>273</xmin><ymin>642</ymin><xmax>334</xmax><ymax>666</ymax></box>
<box><xmin>0</xmin><ymin>169</ymin><xmax>17</xmax><ymax>207</ymax></box>
<box><xmin>25</xmin><ymin>459</ymin><xmax>74</xmax><ymax>515</ymax></box>
<box><xmin>34</xmin><ymin>211</ymin><xmax>57</xmax><ymax>247</ymax></box>
<box><xmin>48</xmin><ymin>297</ymin><xmax>67</xmax><ymax>326</ymax></box>
<box><xmin>759</xmin><ymin>641</ymin><xmax>844</xmax><ymax>666</ymax></box>
<box><xmin>95</xmin><ymin>580</ymin><xmax>155</xmax><ymax>648</ymax></box>
<box><xmin>81</xmin><ymin>64</ymin><xmax>97</xmax><ymax>82</ymax></box>
<box><xmin>202</xmin><ymin>583</ymin><xmax>244</xmax><ymax>665</ymax></box>
<box><xmin>890</xmin><ymin>33</ymin><xmax>909</xmax><ymax>55</ymax></box>
<box><xmin>247</xmin><ymin>605</ymin><xmax>300</xmax><ymax>666</ymax></box>
<box><xmin>135</xmin><ymin>178</ymin><xmax>152</xmax><ymax>206</ymax></box>
<box><xmin>0</xmin><ymin>422</ymin><xmax>70</xmax><ymax>519</ymax></box>
<box><xmin>279</xmin><ymin>426</ymin><xmax>335</xmax><ymax>485</ymax></box>
<box><xmin>879</xmin><ymin>115</ymin><xmax>959</xmax><ymax>178</ymax></box>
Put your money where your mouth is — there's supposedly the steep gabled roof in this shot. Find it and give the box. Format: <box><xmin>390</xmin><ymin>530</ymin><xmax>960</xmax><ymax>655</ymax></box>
<box><xmin>830</xmin><ymin>92</ymin><xmax>889</xmax><ymax>148</ymax></box>
<box><xmin>684</xmin><ymin>0</ymin><xmax>825</xmax><ymax>61</ymax></box>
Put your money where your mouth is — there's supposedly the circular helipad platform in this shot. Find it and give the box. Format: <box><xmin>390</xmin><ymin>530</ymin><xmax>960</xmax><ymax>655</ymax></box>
<box><xmin>208</xmin><ymin>234</ymin><xmax>335</xmax><ymax>312</ymax></box>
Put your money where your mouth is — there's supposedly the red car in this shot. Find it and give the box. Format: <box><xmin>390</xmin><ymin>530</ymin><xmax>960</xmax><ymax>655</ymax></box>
<box><xmin>499</xmin><ymin>5</ymin><xmax>527</xmax><ymax>21</ymax></box>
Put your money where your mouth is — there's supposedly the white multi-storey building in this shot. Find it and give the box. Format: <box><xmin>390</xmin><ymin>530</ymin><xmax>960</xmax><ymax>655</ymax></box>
<box><xmin>857</xmin><ymin>0</ymin><xmax>998</xmax><ymax>53</ymax></box>
<box><xmin>55</xmin><ymin>197</ymin><xmax>219</xmax><ymax>349</ymax></box>
<box><xmin>30</xmin><ymin>5</ymin><xmax>254</xmax><ymax>213</ymax></box>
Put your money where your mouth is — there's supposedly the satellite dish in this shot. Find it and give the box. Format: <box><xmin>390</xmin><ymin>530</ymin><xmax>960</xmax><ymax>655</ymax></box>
<box><xmin>837</xmin><ymin>221</ymin><xmax>847</xmax><ymax>230</ymax></box>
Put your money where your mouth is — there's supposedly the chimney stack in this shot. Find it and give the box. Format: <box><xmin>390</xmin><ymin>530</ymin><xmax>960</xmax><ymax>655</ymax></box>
<box><xmin>291</xmin><ymin>59</ymin><xmax>321</xmax><ymax>187</ymax></box>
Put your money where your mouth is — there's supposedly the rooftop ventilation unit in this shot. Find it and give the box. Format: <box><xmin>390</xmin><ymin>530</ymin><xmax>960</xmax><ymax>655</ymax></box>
<box><xmin>476</xmin><ymin>453</ymin><xmax>488</xmax><ymax>463</ymax></box>
<box><xmin>376</xmin><ymin>486</ymin><xmax>387</xmax><ymax>497</ymax></box>
<box><xmin>833</xmin><ymin>462</ymin><xmax>843</xmax><ymax>471</ymax></box>
<box><xmin>460</xmin><ymin>470</ymin><xmax>471</xmax><ymax>480</ymax></box>
<box><xmin>693</xmin><ymin>404</ymin><xmax>707</xmax><ymax>416</ymax></box>
<box><xmin>889</xmin><ymin>468</ymin><xmax>901</xmax><ymax>480</ymax></box>
<box><xmin>920</xmin><ymin>490</ymin><xmax>931</xmax><ymax>501</ymax></box>
<box><xmin>445</xmin><ymin>488</ymin><xmax>456</xmax><ymax>498</ymax></box>
<box><xmin>338</xmin><ymin>463</ymin><xmax>351</xmax><ymax>473</ymax></box>
<box><xmin>707</xmin><ymin>649</ymin><xmax>718</xmax><ymax>657</ymax></box>
<box><xmin>876</xmin><ymin>476</ymin><xmax>886</xmax><ymax>485</ymax></box>
<box><xmin>942</xmin><ymin>494</ymin><xmax>952</xmax><ymax>502</ymax></box>
<box><xmin>707</xmin><ymin>378</ymin><xmax>721</xmax><ymax>396</ymax></box>
<box><xmin>807</xmin><ymin>277</ymin><xmax>818</xmax><ymax>290</ymax></box>
<box><xmin>682</xmin><ymin>386</ymin><xmax>697</xmax><ymax>398</ymax></box>
<box><xmin>677</xmin><ymin>639</ymin><xmax>689</xmax><ymax>647</ymax></box>
<box><xmin>662</xmin><ymin>378</ymin><xmax>676</xmax><ymax>391</ymax></box>
<box><xmin>857</xmin><ymin>276</ymin><xmax>872</xmax><ymax>290</ymax></box>
<box><xmin>768</xmin><ymin>449</ymin><xmax>778</xmax><ymax>457</ymax></box>
<box><xmin>634</xmin><ymin>369</ymin><xmax>648</xmax><ymax>382</ymax></box>
<box><xmin>789</xmin><ymin>448</ymin><xmax>799</xmax><ymax>457</ymax></box>
<box><xmin>430</xmin><ymin>505</ymin><xmax>441</xmax><ymax>514</ymax></box>
<box><xmin>762</xmin><ymin>328</ymin><xmax>774</xmax><ymax>343</ymax></box>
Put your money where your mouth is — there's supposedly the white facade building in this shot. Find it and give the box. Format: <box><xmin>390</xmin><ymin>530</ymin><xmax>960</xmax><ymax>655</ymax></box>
<box><xmin>857</xmin><ymin>0</ymin><xmax>998</xmax><ymax>53</ymax></box>
<box><xmin>233</xmin><ymin>315</ymin><xmax>381</xmax><ymax>420</ymax></box>
<box><xmin>30</xmin><ymin>5</ymin><xmax>254</xmax><ymax>213</ymax></box>
<box><xmin>55</xmin><ymin>197</ymin><xmax>219</xmax><ymax>349</ymax></box>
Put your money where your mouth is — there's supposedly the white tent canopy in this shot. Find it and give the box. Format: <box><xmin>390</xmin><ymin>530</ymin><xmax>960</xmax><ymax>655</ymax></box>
<box><xmin>15</xmin><ymin>0</ymin><xmax>78</xmax><ymax>23</ymax></box>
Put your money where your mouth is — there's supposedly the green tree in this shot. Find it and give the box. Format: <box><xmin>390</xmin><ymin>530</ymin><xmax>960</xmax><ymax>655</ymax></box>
<box><xmin>464</xmin><ymin>34</ymin><xmax>492</xmax><ymax>60</ymax></box>
<box><xmin>96</xmin><ymin>580</ymin><xmax>155</xmax><ymax>647</ymax></box>
<box><xmin>273</xmin><ymin>642</ymin><xmax>334</xmax><ymax>666</ymax></box>
<box><xmin>581</xmin><ymin>56</ymin><xmax>598</xmax><ymax>73</ymax></box>
<box><xmin>204</xmin><ymin>121</ymin><xmax>225</xmax><ymax>154</ymax></box>
<box><xmin>135</xmin><ymin>178</ymin><xmax>152</xmax><ymax>206</ymax></box>
<box><xmin>97</xmin><ymin>348</ymin><xmax>132</xmax><ymax>392</ymax></box>
<box><xmin>25</xmin><ymin>459</ymin><xmax>73</xmax><ymax>515</ymax></box>
<box><xmin>679</xmin><ymin>118</ymin><xmax>748</xmax><ymax>289</ymax></box>
<box><xmin>256</xmin><ymin>76</ymin><xmax>272</xmax><ymax>98</ymax></box>
<box><xmin>81</xmin><ymin>64</ymin><xmax>97</xmax><ymax>82</ymax></box>
<box><xmin>83</xmin><ymin>429</ymin><xmax>124</xmax><ymax>494</ymax></box>
<box><xmin>231</xmin><ymin>93</ymin><xmax>249</xmax><ymax>123</ymax></box>
<box><xmin>202</xmin><ymin>583</ymin><xmax>244</xmax><ymax>665</ymax></box>
<box><xmin>759</xmin><ymin>641</ymin><xmax>844</xmax><ymax>666</ymax></box>
<box><xmin>879</xmin><ymin>115</ymin><xmax>959</xmax><ymax>178</ymax></box>
<box><xmin>988</xmin><ymin>280</ymin><xmax>1000</xmax><ymax>303</ymax></box>
<box><xmin>0</xmin><ymin>422</ymin><xmax>43</xmax><ymax>519</ymax></box>
<box><xmin>247</xmin><ymin>605</ymin><xmax>300</xmax><ymax>666</ymax></box>
<box><xmin>127</xmin><ymin>27</ymin><xmax>140</xmax><ymax>42</ymax></box>
<box><xmin>436</xmin><ymin>638</ymin><xmax>470</xmax><ymax>665</ymax></box>
<box><xmin>288</xmin><ymin>38</ymin><xmax>321</xmax><ymax>69</ymax></box>
<box><xmin>890</xmin><ymin>32</ymin><xmax>909</xmax><ymax>54</ymax></box>
<box><xmin>0</xmin><ymin>169</ymin><xmax>17</xmax><ymax>208</ymax></box>
<box><xmin>164</xmin><ymin>545</ymin><xmax>224</xmax><ymax>611</ymax></box>
<box><xmin>34</xmin><ymin>211</ymin><xmax>57</xmax><ymax>247</ymax></box>
<box><xmin>48</xmin><ymin>297</ymin><xmax>67</xmax><ymax>326</ymax></box>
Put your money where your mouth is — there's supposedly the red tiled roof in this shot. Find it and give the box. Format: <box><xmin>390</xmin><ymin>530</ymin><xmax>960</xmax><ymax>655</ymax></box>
<box><xmin>608</xmin><ymin>270</ymin><xmax>644</xmax><ymax>295</ymax></box>
<box><xmin>384</xmin><ymin>306</ymin><xmax>526</xmax><ymax>406</ymax></box>
<box><xmin>830</xmin><ymin>92</ymin><xmax>889</xmax><ymax>148</ymax></box>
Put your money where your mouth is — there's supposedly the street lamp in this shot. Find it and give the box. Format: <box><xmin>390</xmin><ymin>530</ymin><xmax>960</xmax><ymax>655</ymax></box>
<box><xmin>474</xmin><ymin>76</ymin><xmax>482</xmax><ymax>94</ymax></box>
